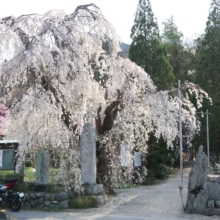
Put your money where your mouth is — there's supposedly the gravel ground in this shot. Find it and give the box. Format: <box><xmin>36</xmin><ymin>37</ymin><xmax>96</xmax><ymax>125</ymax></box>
<box><xmin>10</xmin><ymin>163</ymin><xmax>219</xmax><ymax>220</ymax></box>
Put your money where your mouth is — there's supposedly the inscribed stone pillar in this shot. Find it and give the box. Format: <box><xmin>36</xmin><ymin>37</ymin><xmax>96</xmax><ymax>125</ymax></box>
<box><xmin>185</xmin><ymin>145</ymin><xmax>208</xmax><ymax>214</ymax></box>
<box><xmin>80</xmin><ymin>123</ymin><xmax>96</xmax><ymax>184</ymax></box>
<box><xmin>36</xmin><ymin>150</ymin><xmax>49</xmax><ymax>184</ymax></box>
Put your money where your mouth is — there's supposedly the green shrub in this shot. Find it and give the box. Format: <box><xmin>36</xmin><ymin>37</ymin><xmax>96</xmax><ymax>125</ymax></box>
<box><xmin>68</xmin><ymin>196</ymin><xmax>97</xmax><ymax>209</ymax></box>
<box><xmin>0</xmin><ymin>171</ymin><xmax>23</xmax><ymax>183</ymax></box>
<box><xmin>153</xmin><ymin>163</ymin><xmax>169</xmax><ymax>179</ymax></box>
<box><xmin>143</xmin><ymin>169</ymin><xmax>155</xmax><ymax>185</ymax></box>
<box><xmin>24</xmin><ymin>167</ymin><xmax>36</xmax><ymax>182</ymax></box>
<box><xmin>0</xmin><ymin>171</ymin><xmax>26</xmax><ymax>192</ymax></box>
<box><xmin>14</xmin><ymin>181</ymin><xmax>28</xmax><ymax>192</ymax></box>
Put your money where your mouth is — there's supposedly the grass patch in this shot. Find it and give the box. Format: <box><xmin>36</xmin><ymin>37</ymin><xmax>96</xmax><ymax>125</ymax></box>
<box><xmin>0</xmin><ymin>170</ymin><xmax>23</xmax><ymax>183</ymax></box>
<box><xmin>69</xmin><ymin>196</ymin><xmax>97</xmax><ymax>209</ymax></box>
<box><xmin>24</xmin><ymin>167</ymin><xmax>36</xmax><ymax>182</ymax></box>
<box><xmin>0</xmin><ymin>168</ymin><xmax>71</xmax><ymax>193</ymax></box>
<box><xmin>117</xmin><ymin>182</ymin><xmax>137</xmax><ymax>189</ymax></box>
<box><xmin>0</xmin><ymin>168</ymin><xmax>36</xmax><ymax>183</ymax></box>
<box><xmin>20</xmin><ymin>167</ymin><xmax>61</xmax><ymax>183</ymax></box>
<box><xmin>189</xmin><ymin>209</ymin><xmax>197</xmax><ymax>214</ymax></box>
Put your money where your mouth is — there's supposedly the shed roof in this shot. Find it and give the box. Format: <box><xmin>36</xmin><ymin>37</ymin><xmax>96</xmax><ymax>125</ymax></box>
<box><xmin>0</xmin><ymin>140</ymin><xmax>18</xmax><ymax>144</ymax></box>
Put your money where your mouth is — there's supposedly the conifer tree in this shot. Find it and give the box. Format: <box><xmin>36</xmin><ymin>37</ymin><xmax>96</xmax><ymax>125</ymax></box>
<box><xmin>195</xmin><ymin>0</ymin><xmax>220</xmax><ymax>154</ymax></box>
<box><xmin>129</xmin><ymin>1</ymin><xmax>176</xmax><ymax>173</ymax></box>
<box><xmin>162</xmin><ymin>16</ymin><xmax>196</xmax><ymax>82</ymax></box>
<box><xmin>129</xmin><ymin>0</ymin><xmax>175</xmax><ymax>90</ymax></box>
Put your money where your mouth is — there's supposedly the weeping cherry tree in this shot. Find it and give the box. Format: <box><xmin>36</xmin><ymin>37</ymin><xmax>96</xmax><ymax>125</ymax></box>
<box><xmin>0</xmin><ymin>4</ymin><xmax>211</xmax><ymax>192</ymax></box>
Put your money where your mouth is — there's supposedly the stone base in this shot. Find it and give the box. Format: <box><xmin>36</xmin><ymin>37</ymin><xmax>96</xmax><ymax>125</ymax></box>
<box><xmin>207</xmin><ymin>175</ymin><xmax>220</xmax><ymax>182</ymax></box>
<box><xmin>95</xmin><ymin>194</ymin><xmax>108</xmax><ymax>206</ymax></box>
<box><xmin>83</xmin><ymin>184</ymin><xmax>104</xmax><ymax>195</ymax></box>
<box><xmin>203</xmin><ymin>208</ymin><xmax>220</xmax><ymax>216</ymax></box>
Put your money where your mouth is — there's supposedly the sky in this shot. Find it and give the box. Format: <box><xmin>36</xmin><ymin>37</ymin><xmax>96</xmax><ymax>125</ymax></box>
<box><xmin>0</xmin><ymin>0</ymin><xmax>212</xmax><ymax>44</ymax></box>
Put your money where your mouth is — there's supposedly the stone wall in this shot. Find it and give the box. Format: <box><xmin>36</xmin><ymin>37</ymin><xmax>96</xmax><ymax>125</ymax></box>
<box><xmin>23</xmin><ymin>192</ymin><xmax>69</xmax><ymax>210</ymax></box>
<box><xmin>23</xmin><ymin>191</ymin><xmax>107</xmax><ymax>210</ymax></box>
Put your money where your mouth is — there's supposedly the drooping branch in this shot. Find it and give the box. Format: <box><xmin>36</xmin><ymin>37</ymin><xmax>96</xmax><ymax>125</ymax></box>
<box><xmin>72</xmin><ymin>3</ymin><xmax>101</xmax><ymax>20</ymax></box>
<box><xmin>0</xmin><ymin>4</ymin><xmax>212</xmax><ymax>191</ymax></box>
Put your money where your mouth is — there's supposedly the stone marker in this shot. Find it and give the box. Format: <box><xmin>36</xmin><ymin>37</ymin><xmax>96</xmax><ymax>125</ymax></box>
<box><xmin>185</xmin><ymin>145</ymin><xmax>208</xmax><ymax>214</ymax></box>
<box><xmin>80</xmin><ymin>123</ymin><xmax>96</xmax><ymax>184</ymax></box>
<box><xmin>36</xmin><ymin>150</ymin><xmax>49</xmax><ymax>184</ymax></box>
<box><xmin>80</xmin><ymin>123</ymin><xmax>104</xmax><ymax>195</ymax></box>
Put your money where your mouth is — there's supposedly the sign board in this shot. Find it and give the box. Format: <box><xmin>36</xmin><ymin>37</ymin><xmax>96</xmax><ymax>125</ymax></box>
<box><xmin>0</xmin><ymin>149</ymin><xmax>15</xmax><ymax>170</ymax></box>
<box><xmin>134</xmin><ymin>151</ymin><xmax>142</xmax><ymax>167</ymax></box>
<box><xmin>120</xmin><ymin>145</ymin><xmax>132</xmax><ymax>167</ymax></box>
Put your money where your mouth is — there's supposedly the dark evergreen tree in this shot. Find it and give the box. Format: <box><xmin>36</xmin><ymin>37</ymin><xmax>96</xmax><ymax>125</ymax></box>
<box><xmin>162</xmin><ymin>16</ymin><xmax>182</xmax><ymax>44</ymax></box>
<box><xmin>129</xmin><ymin>1</ymin><xmax>178</xmax><ymax>177</ymax></box>
<box><xmin>129</xmin><ymin>0</ymin><xmax>175</xmax><ymax>90</ymax></box>
<box><xmin>195</xmin><ymin>0</ymin><xmax>220</xmax><ymax>155</ymax></box>
<box><xmin>162</xmin><ymin>16</ymin><xmax>196</xmax><ymax>82</ymax></box>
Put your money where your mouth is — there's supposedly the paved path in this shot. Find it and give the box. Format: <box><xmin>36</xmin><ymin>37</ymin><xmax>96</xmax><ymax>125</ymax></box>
<box><xmin>10</xmin><ymin>165</ymin><xmax>218</xmax><ymax>220</ymax></box>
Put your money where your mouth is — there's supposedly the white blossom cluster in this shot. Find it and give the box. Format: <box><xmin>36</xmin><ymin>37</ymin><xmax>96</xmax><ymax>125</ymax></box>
<box><xmin>0</xmin><ymin>4</ymin><xmax>210</xmax><ymax>188</ymax></box>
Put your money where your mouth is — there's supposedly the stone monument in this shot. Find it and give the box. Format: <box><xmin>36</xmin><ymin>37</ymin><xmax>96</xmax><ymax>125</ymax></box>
<box><xmin>80</xmin><ymin>123</ymin><xmax>103</xmax><ymax>195</ymax></box>
<box><xmin>185</xmin><ymin>145</ymin><xmax>208</xmax><ymax>214</ymax></box>
<box><xmin>36</xmin><ymin>150</ymin><xmax>49</xmax><ymax>184</ymax></box>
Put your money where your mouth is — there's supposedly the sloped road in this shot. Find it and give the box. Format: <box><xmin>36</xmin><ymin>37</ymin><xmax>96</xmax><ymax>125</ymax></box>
<box><xmin>10</xmin><ymin>165</ymin><xmax>218</xmax><ymax>220</ymax></box>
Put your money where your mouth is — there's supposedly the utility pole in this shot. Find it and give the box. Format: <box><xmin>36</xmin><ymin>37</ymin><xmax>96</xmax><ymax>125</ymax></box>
<box><xmin>178</xmin><ymin>80</ymin><xmax>184</xmax><ymax>213</ymax></box>
<box><xmin>196</xmin><ymin>110</ymin><xmax>211</xmax><ymax>171</ymax></box>
<box><xmin>206</xmin><ymin>109</ymin><xmax>210</xmax><ymax>170</ymax></box>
